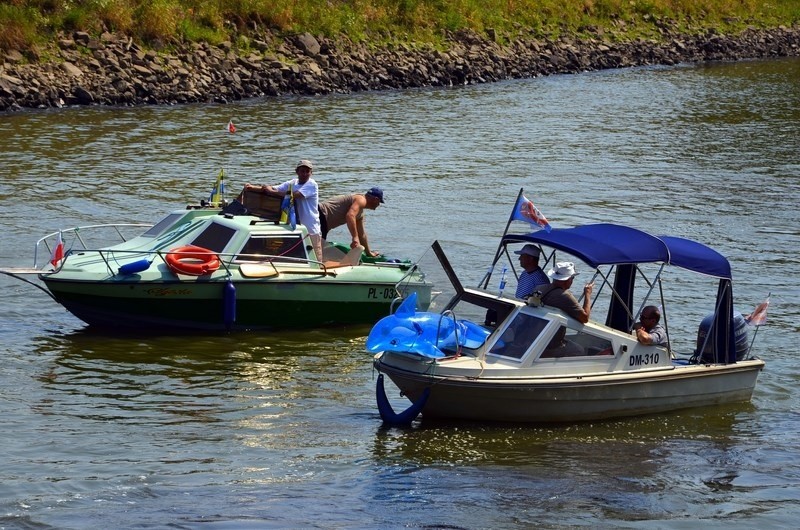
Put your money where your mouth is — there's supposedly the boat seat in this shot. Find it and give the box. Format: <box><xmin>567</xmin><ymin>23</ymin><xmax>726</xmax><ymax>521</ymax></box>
<box><xmin>322</xmin><ymin>245</ymin><xmax>363</xmax><ymax>269</ymax></box>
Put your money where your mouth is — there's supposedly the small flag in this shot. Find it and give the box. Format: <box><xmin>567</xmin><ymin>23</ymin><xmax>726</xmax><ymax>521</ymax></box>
<box><xmin>512</xmin><ymin>194</ymin><xmax>551</xmax><ymax>232</ymax></box>
<box><xmin>50</xmin><ymin>231</ymin><xmax>64</xmax><ymax>267</ymax></box>
<box><xmin>226</xmin><ymin>120</ymin><xmax>236</xmax><ymax>133</ymax></box>
<box><xmin>208</xmin><ymin>169</ymin><xmax>225</xmax><ymax>206</ymax></box>
<box><xmin>746</xmin><ymin>296</ymin><xmax>770</xmax><ymax>326</ymax></box>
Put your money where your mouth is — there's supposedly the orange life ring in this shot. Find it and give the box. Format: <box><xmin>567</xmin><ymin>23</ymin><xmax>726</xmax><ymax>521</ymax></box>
<box><xmin>165</xmin><ymin>245</ymin><xmax>221</xmax><ymax>276</ymax></box>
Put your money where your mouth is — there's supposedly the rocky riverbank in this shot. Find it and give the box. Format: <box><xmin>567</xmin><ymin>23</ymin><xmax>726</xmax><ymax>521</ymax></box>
<box><xmin>2</xmin><ymin>24</ymin><xmax>799</xmax><ymax>112</ymax></box>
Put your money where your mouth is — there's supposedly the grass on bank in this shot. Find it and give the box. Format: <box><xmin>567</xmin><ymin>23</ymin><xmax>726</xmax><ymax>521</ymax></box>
<box><xmin>1</xmin><ymin>0</ymin><xmax>799</xmax><ymax>55</ymax></box>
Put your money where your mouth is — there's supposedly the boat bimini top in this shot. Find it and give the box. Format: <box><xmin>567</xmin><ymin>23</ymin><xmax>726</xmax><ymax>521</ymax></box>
<box><xmin>489</xmin><ymin>222</ymin><xmax>739</xmax><ymax>364</ymax></box>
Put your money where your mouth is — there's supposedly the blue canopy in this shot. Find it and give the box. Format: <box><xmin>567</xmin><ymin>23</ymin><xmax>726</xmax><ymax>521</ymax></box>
<box><xmin>502</xmin><ymin>224</ymin><xmax>669</xmax><ymax>268</ymax></box>
<box><xmin>501</xmin><ymin>223</ymin><xmax>731</xmax><ymax>279</ymax></box>
<box><xmin>658</xmin><ymin>236</ymin><xmax>732</xmax><ymax>279</ymax></box>
<box><xmin>499</xmin><ymin>222</ymin><xmax>737</xmax><ymax>363</ymax></box>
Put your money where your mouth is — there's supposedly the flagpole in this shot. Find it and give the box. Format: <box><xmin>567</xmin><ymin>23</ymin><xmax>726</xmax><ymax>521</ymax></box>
<box><xmin>480</xmin><ymin>188</ymin><xmax>524</xmax><ymax>289</ymax></box>
<box><xmin>747</xmin><ymin>292</ymin><xmax>770</xmax><ymax>353</ymax></box>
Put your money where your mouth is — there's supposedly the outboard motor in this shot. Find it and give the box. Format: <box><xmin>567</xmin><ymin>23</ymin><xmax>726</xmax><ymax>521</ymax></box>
<box><xmin>696</xmin><ymin>311</ymin><xmax>750</xmax><ymax>362</ymax></box>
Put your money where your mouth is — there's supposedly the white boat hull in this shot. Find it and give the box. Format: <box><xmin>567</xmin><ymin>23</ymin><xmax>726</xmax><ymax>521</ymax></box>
<box><xmin>375</xmin><ymin>355</ymin><xmax>765</xmax><ymax>423</ymax></box>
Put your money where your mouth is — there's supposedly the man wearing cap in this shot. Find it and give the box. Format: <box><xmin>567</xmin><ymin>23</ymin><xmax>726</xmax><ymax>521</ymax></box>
<box><xmin>318</xmin><ymin>187</ymin><xmax>385</xmax><ymax>257</ymax></box>
<box><xmin>514</xmin><ymin>244</ymin><xmax>550</xmax><ymax>299</ymax></box>
<box><xmin>245</xmin><ymin>159</ymin><xmax>322</xmax><ymax>261</ymax></box>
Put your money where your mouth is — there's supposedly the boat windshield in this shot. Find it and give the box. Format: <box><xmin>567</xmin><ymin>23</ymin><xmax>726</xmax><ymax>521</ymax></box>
<box><xmin>489</xmin><ymin>313</ymin><xmax>549</xmax><ymax>359</ymax></box>
<box><xmin>190</xmin><ymin>222</ymin><xmax>237</xmax><ymax>253</ymax></box>
<box><xmin>142</xmin><ymin>213</ymin><xmax>184</xmax><ymax>237</ymax></box>
<box><xmin>236</xmin><ymin>235</ymin><xmax>307</xmax><ymax>262</ymax></box>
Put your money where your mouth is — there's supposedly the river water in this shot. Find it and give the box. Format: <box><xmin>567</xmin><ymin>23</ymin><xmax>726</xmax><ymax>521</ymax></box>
<box><xmin>1</xmin><ymin>57</ymin><xmax>799</xmax><ymax>529</ymax></box>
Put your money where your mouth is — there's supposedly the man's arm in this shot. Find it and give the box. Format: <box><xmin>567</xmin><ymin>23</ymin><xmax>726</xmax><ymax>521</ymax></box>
<box><xmin>355</xmin><ymin>217</ymin><xmax>376</xmax><ymax>256</ymax></box>
<box><xmin>345</xmin><ymin>196</ymin><xmax>367</xmax><ymax>249</ymax></box>
<box><xmin>575</xmin><ymin>282</ymin><xmax>594</xmax><ymax>323</ymax></box>
<box><xmin>245</xmin><ymin>182</ymin><xmax>285</xmax><ymax>197</ymax></box>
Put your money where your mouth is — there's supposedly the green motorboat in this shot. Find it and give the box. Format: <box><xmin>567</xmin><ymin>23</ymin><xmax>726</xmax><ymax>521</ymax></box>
<box><xmin>2</xmin><ymin>186</ymin><xmax>432</xmax><ymax>332</ymax></box>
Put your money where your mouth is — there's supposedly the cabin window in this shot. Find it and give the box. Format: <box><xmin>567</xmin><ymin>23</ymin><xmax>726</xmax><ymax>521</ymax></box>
<box><xmin>541</xmin><ymin>327</ymin><xmax>614</xmax><ymax>358</ymax></box>
<box><xmin>190</xmin><ymin>222</ymin><xmax>237</xmax><ymax>253</ymax></box>
<box><xmin>142</xmin><ymin>213</ymin><xmax>184</xmax><ymax>237</ymax></box>
<box><xmin>489</xmin><ymin>313</ymin><xmax>549</xmax><ymax>359</ymax></box>
<box><xmin>236</xmin><ymin>236</ymin><xmax>307</xmax><ymax>262</ymax></box>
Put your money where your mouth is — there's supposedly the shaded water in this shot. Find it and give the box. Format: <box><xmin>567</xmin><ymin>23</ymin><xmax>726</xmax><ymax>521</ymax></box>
<box><xmin>1</xmin><ymin>57</ymin><xmax>799</xmax><ymax>528</ymax></box>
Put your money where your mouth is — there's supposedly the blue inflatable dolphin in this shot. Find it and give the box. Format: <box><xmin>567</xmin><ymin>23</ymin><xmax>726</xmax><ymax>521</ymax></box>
<box><xmin>366</xmin><ymin>293</ymin><xmax>491</xmax><ymax>358</ymax></box>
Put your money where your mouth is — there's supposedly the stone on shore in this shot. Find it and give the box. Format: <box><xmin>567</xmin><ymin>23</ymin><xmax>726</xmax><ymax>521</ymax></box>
<box><xmin>1</xmin><ymin>26</ymin><xmax>799</xmax><ymax>112</ymax></box>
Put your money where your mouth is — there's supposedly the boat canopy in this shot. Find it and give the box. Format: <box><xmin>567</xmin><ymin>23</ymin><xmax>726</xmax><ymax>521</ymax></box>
<box><xmin>496</xmin><ymin>222</ymin><xmax>738</xmax><ymax>364</ymax></box>
<box><xmin>500</xmin><ymin>223</ymin><xmax>732</xmax><ymax>279</ymax></box>
<box><xmin>502</xmin><ymin>224</ymin><xmax>669</xmax><ymax>268</ymax></box>
<box><xmin>658</xmin><ymin>235</ymin><xmax>731</xmax><ymax>279</ymax></box>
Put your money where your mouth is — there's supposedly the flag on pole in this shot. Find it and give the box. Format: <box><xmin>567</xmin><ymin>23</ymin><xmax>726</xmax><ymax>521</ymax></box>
<box><xmin>511</xmin><ymin>194</ymin><xmax>551</xmax><ymax>232</ymax></box>
<box><xmin>745</xmin><ymin>296</ymin><xmax>770</xmax><ymax>326</ymax></box>
<box><xmin>208</xmin><ymin>169</ymin><xmax>225</xmax><ymax>207</ymax></box>
<box><xmin>50</xmin><ymin>231</ymin><xmax>64</xmax><ymax>267</ymax></box>
<box><xmin>280</xmin><ymin>184</ymin><xmax>296</xmax><ymax>230</ymax></box>
<box><xmin>226</xmin><ymin>120</ymin><xmax>236</xmax><ymax>133</ymax></box>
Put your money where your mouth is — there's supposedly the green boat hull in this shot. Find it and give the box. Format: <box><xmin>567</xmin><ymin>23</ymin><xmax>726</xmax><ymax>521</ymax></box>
<box><xmin>44</xmin><ymin>276</ymin><xmax>432</xmax><ymax>331</ymax></box>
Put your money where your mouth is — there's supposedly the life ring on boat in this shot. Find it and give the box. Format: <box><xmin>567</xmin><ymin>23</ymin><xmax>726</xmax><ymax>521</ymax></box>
<box><xmin>165</xmin><ymin>245</ymin><xmax>220</xmax><ymax>276</ymax></box>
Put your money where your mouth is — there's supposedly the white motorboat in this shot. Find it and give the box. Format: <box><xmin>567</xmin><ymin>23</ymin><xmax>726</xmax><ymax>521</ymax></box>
<box><xmin>368</xmin><ymin>191</ymin><xmax>766</xmax><ymax>424</ymax></box>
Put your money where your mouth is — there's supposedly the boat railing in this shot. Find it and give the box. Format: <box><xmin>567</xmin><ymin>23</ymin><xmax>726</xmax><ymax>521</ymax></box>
<box><xmin>34</xmin><ymin>223</ymin><xmax>153</xmax><ymax>269</ymax></box>
<box><xmin>45</xmin><ymin>234</ymin><xmax>425</xmax><ymax>279</ymax></box>
<box><xmin>228</xmin><ymin>252</ymin><xmax>330</xmax><ymax>276</ymax></box>
<box><xmin>50</xmin><ymin>246</ymin><xmax>338</xmax><ymax>277</ymax></box>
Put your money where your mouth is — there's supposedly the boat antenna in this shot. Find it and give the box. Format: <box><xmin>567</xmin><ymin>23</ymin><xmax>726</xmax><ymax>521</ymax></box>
<box><xmin>480</xmin><ymin>188</ymin><xmax>524</xmax><ymax>289</ymax></box>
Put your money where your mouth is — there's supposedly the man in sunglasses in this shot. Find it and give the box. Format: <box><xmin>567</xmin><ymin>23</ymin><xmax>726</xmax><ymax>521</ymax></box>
<box><xmin>634</xmin><ymin>305</ymin><xmax>667</xmax><ymax>346</ymax></box>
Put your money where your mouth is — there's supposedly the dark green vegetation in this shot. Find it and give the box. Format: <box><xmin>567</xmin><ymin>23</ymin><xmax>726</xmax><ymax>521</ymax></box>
<box><xmin>2</xmin><ymin>0</ymin><xmax>799</xmax><ymax>55</ymax></box>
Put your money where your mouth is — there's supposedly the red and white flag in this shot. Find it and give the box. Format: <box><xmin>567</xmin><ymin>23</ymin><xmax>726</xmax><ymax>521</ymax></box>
<box><xmin>511</xmin><ymin>194</ymin><xmax>552</xmax><ymax>232</ymax></box>
<box><xmin>226</xmin><ymin>119</ymin><xmax>236</xmax><ymax>133</ymax></box>
<box><xmin>746</xmin><ymin>296</ymin><xmax>770</xmax><ymax>326</ymax></box>
<box><xmin>49</xmin><ymin>231</ymin><xmax>64</xmax><ymax>267</ymax></box>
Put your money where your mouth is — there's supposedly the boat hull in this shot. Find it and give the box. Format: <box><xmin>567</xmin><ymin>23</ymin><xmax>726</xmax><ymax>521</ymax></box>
<box><xmin>44</xmin><ymin>277</ymin><xmax>432</xmax><ymax>331</ymax></box>
<box><xmin>375</xmin><ymin>356</ymin><xmax>765</xmax><ymax>423</ymax></box>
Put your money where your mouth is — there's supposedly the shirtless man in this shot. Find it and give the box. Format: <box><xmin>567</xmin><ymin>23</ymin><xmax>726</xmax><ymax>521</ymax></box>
<box><xmin>318</xmin><ymin>187</ymin><xmax>384</xmax><ymax>257</ymax></box>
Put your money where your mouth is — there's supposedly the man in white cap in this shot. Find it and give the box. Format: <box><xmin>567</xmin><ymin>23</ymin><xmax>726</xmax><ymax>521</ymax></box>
<box><xmin>318</xmin><ymin>187</ymin><xmax>385</xmax><ymax>257</ymax></box>
<box><xmin>538</xmin><ymin>261</ymin><xmax>594</xmax><ymax>323</ymax></box>
<box><xmin>245</xmin><ymin>159</ymin><xmax>322</xmax><ymax>261</ymax></box>
<box><xmin>514</xmin><ymin>244</ymin><xmax>549</xmax><ymax>299</ymax></box>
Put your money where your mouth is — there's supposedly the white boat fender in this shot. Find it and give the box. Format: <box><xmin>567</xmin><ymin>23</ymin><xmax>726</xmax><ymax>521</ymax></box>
<box><xmin>117</xmin><ymin>258</ymin><xmax>152</xmax><ymax>276</ymax></box>
<box><xmin>376</xmin><ymin>374</ymin><xmax>429</xmax><ymax>426</ymax></box>
<box><xmin>223</xmin><ymin>280</ymin><xmax>236</xmax><ymax>329</ymax></box>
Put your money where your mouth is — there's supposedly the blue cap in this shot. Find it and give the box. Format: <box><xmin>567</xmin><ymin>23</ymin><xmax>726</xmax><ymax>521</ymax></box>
<box><xmin>366</xmin><ymin>187</ymin><xmax>385</xmax><ymax>203</ymax></box>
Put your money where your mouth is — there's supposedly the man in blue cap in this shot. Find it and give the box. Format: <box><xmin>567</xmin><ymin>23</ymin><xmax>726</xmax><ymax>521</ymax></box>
<box><xmin>319</xmin><ymin>187</ymin><xmax>385</xmax><ymax>257</ymax></box>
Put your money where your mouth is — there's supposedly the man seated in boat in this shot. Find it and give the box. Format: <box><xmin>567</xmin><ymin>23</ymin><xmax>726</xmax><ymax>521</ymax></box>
<box><xmin>536</xmin><ymin>262</ymin><xmax>595</xmax><ymax>358</ymax></box>
<box><xmin>514</xmin><ymin>244</ymin><xmax>550</xmax><ymax>299</ymax></box>
<box><xmin>633</xmin><ymin>305</ymin><xmax>668</xmax><ymax>347</ymax></box>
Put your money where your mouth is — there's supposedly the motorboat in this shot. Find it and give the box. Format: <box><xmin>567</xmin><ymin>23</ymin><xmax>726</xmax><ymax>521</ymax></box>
<box><xmin>368</xmin><ymin>190</ymin><xmax>766</xmax><ymax>424</ymax></box>
<box><xmin>1</xmin><ymin>176</ymin><xmax>432</xmax><ymax>332</ymax></box>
